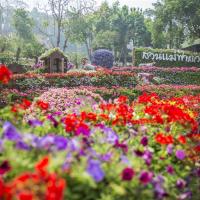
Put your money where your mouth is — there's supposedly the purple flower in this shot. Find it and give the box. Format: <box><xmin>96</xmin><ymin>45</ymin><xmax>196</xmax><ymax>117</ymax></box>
<box><xmin>166</xmin><ymin>165</ymin><xmax>174</xmax><ymax>174</ymax></box>
<box><xmin>54</xmin><ymin>136</ymin><xmax>68</xmax><ymax>150</ymax></box>
<box><xmin>3</xmin><ymin>122</ymin><xmax>21</xmax><ymax>141</ymax></box>
<box><xmin>139</xmin><ymin>171</ymin><xmax>153</xmax><ymax>185</ymax></box>
<box><xmin>121</xmin><ymin>155</ymin><xmax>130</xmax><ymax>164</ymax></box>
<box><xmin>134</xmin><ymin>149</ymin><xmax>144</xmax><ymax>157</ymax></box>
<box><xmin>16</xmin><ymin>141</ymin><xmax>30</xmax><ymax>151</ymax></box>
<box><xmin>68</xmin><ymin>138</ymin><xmax>80</xmax><ymax>152</ymax></box>
<box><xmin>176</xmin><ymin>179</ymin><xmax>186</xmax><ymax>189</ymax></box>
<box><xmin>143</xmin><ymin>150</ymin><xmax>152</xmax><ymax>165</ymax></box>
<box><xmin>87</xmin><ymin>159</ymin><xmax>104</xmax><ymax>182</ymax></box>
<box><xmin>152</xmin><ymin>175</ymin><xmax>168</xmax><ymax>199</ymax></box>
<box><xmin>0</xmin><ymin>140</ymin><xmax>3</xmax><ymax>152</ymax></box>
<box><xmin>28</xmin><ymin>119</ymin><xmax>43</xmax><ymax>127</ymax></box>
<box><xmin>178</xmin><ymin>192</ymin><xmax>192</xmax><ymax>200</ymax></box>
<box><xmin>100</xmin><ymin>153</ymin><xmax>112</xmax><ymax>162</ymax></box>
<box><xmin>196</xmin><ymin>168</ymin><xmax>200</xmax><ymax>177</ymax></box>
<box><xmin>176</xmin><ymin>150</ymin><xmax>186</xmax><ymax>160</ymax></box>
<box><xmin>103</xmin><ymin>127</ymin><xmax>118</xmax><ymax>144</ymax></box>
<box><xmin>47</xmin><ymin>115</ymin><xmax>59</xmax><ymax>127</ymax></box>
<box><xmin>140</xmin><ymin>136</ymin><xmax>148</xmax><ymax>146</ymax></box>
<box><xmin>38</xmin><ymin>135</ymin><xmax>54</xmax><ymax>150</ymax></box>
<box><xmin>166</xmin><ymin>144</ymin><xmax>173</xmax><ymax>154</ymax></box>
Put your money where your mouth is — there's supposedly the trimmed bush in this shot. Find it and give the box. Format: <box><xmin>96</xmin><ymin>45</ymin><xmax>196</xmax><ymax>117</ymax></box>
<box><xmin>91</xmin><ymin>49</ymin><xmax>114</xmax><ymax>68</ymax></box>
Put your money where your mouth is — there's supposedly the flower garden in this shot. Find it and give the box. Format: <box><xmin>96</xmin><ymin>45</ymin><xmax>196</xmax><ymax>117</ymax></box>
<box><xmin>0</xmin><ymin>64</ymin><xmax>200</xmax><ymax>200</ymax></box>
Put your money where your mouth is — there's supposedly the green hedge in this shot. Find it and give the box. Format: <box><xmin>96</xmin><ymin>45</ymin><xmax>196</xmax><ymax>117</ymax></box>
<box><xmin>134</xmin><ymin>48</ymin><xmax>200</xmax><ymax>67</ymax></box>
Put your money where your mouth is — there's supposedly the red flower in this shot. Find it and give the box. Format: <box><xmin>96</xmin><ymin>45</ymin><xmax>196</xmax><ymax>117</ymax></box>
<box><xmin>35</xmin><ymin>156</ymin><xmax>49</xmax><ymax>177</ymax></box>
<box><xmin>138</xmin><ymin>93</ymin><xmax>159</xmax><ymax>104</ymax></box>
<box><xmin>18</xmin><ymin>192</ymin><xmax>33</xmax><ymax>200</ymax></box>
<box><xmin>121</xmin><ymin>167</ymin><xmax>135</xmax><ymax>181</ymax></box>
<box><xmin>155</xmin><ymin>133</ymin><xmax>174</xmax><ymax>145</ymax></box>
<box><xmin>0</xmin><ymin>64</ymin><xmax>12</xmax><ymax>84</ymax></box>
<box><xmin>118</xmin><ymin>96</ymin><xmax>128</xmax><ymax>103</ymax></box>
<box><xmin>36</xmin><ymin>100</ymin><xmax>49</xmax><ymax>110</ymax></box>
<box><xmin>21</xmin><ymin>99</ymin><xmax>32</xmax><ymax>109</ymax></box>
<box><xmin>178</xmin><ymin>135</ymin><xmax>187</xmax><ymax>144</ymax></box>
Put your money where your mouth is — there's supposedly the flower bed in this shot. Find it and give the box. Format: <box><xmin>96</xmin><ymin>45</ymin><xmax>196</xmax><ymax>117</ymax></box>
<box><xmin>2</xmin><ymin>85</ymin><xmax>200</xmax><ymax>107</ymax></box>
<box><xmin>2</xmin><ymin>71</ymin><xmax>137</xmax><ymax>90</ymax></box>
<box><xmin>0</xmin><ymin>93</ymin><xmax>200</xmax><ymax>199</ymax></box>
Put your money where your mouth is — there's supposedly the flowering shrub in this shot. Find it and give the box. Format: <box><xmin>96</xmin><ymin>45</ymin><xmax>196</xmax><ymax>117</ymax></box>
<box><xmin>91</xmin><ymin>49</ymin><xmax>114</xmax><ymax>68</ymax></box>
<box><xmin>26</xmin><ymin>88</ymin><xmax>103</xmax><ymax>120</ymax></box>
<box><xmin>0</xmin><ymin>93</ymin><xmax>200</xmax><ymax>199</ymax></box>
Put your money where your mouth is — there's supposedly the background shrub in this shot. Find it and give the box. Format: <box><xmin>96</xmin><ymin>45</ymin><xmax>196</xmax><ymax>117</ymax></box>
<box><xmin>91</xmin><ymin>49</ymin><xmax>114</xmax><ymax>68</ymax></box>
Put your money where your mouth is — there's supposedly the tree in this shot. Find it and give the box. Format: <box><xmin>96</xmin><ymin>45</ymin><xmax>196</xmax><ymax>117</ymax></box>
<box><xmin>12</xmin><ymin>8</ymin><xmax>34</xmax><ymax>61</ymax></box>
<box><xmin>150</xmin><ymin>0</ymin><xmax>200</xmax><ymax>48</ymax></box>
<box><xmin>47</xmin><ymin>0</ymin><xmax>71</xmax><ymax>48</ymax></box>
<box><xmin>110</xmin><ymin>5</ymin><xmax>150</xmax><ymax>64</ymax></box>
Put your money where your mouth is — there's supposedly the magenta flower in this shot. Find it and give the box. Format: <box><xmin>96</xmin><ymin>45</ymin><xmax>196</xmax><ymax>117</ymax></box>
<box><xmin>176</xmin><ymin>150</ymin><xmax>186</xmax><ymax>160</ymax></box>
<box><xmin>176</xmin><ymin>179</ymin><xmax>186</xmax><ymax>189</ymax></box>
<box><xmin>121</xmin><ymin>167</ymin><xmax>135</xmax><ymax>181</ymax></box>
<box><xmin>140</xmin><ymin>136</ymin><xmax>148</xmax><ymax>146</ymax></box>
<box><xmin>139</xmin><ymin>171</ymin><xmax>153</xmax><ymax>185</ymax></box>
<box><xmin>166</xmin><ymin>165</ymin><xmax>174</xmax><ymax>174</ymax></box>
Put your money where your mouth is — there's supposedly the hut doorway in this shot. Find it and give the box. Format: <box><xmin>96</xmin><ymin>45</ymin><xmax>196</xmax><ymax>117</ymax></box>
<box><xmin>53</xmin><ymin>58</ymin><xmax>60</xmax><ymax>73</ymax></box>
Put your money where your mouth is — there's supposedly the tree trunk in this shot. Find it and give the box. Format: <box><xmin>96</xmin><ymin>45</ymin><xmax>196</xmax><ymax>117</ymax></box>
<box><xmin>56</xmin><ymin>21</ymin><xmax>61</xmax><ymax>47</ymax></box>
<box><xmin>63</xmin><ymin>38</ymin><xmax>68</xmax><ymax>51</ymax></box>
<box><xmin>16</xmin><ymin>47</ymin><xmax>21</xmax><ymax>62</ymax></box>
<box><xmin>85</xmin><ymin>41</ymin><xmax>91</xmax><ymax>60</ymax></box>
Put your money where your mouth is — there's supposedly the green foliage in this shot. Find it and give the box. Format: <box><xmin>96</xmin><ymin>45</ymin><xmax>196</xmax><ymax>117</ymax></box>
<box><xmin>13</xmin><ymin>8</ymin><xmax>34</xmax><ymax>41</ymax></box>
<box><xmin>135</xmin><ymin>48</ymin><xmax>200</xmax><ymax>67</ymax></box>
<box><xmin>22</xmin><ymin>39</ymin><xmax>45</xmax><ymax>59</ymax></box>
<box><xmin>67</xmin><ymin>52</ymin><xmax>86</xmax><ymax>67</ymax></box>
<box><xmin>0</xmin><ymin>51</ymin><xmax>15</xmax><ymax>65</ymax></box>
<box><xmin>40</xmin><ymin>48</ymin><xmax>67</xmax><ymax>60</ymax></box>
<box><xmin>150</xmin><ymin>0</ymin><xmax>200</xmax><ymax>48</ymax></box>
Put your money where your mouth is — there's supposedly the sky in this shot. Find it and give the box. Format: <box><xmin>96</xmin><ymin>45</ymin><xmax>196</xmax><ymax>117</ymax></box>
<box><xmin>28</xmin><ymin>0</ymin><xmax>157</xmax><ymax>10</ymax></box>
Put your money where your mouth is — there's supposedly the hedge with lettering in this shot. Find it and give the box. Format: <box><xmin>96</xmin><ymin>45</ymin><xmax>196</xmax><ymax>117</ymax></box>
<box><xmin>134</xmin><ymin>48</ymin><xmax>200</xmax><ymax>67</ymax></box>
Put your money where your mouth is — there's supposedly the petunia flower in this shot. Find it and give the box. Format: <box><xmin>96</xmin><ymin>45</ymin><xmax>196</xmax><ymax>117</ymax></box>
<box><xmin>87</xmin><ymin>159</ymin><xmax>105</xmax><ymax>182</ymax></box>
<box><xmin>103</xmin><ymin>127</ymin><xmax>118</xmax><ymax>144</ymax></box>
<box><xmin>141</xmin><ymin>136</ymin><xmax>148</xmax><ymax>146</ymax></box>
<box><xmin>175</xmin><ymin>150</ymin><xmax>186</xmax><ymax>160</ymax></box>
<box><xmin>28</xmin><ymin>119</ymin><xmax>43</xmax><ymax>127</ymax></box>
<box><xmin>166</xmin><ymin>144</ymin><xmax>173</xmax><ymax>154</ymax></box>
<box><xmin>121</xmin><ymin>167</ymin><xmax>135</xmax><ymax>181</ymax></box>
<box><xmin>139</xmin><ymin>171</ymin><xmax>153</xmax><ymax>185</ymax></box>
<box><xmin>3</xmin><ymin>122</ymin><xmax>21</xmax><ymax>141</ymax></box>
<box><xmin>176</xmin><ymin>179</ymin><xmax>186</xmax><ymax>189</ymax></box>
<box><xmin>166</xmin><ymin>165</ymin><xmax>174</xmax><ymax>174</ymax></box>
